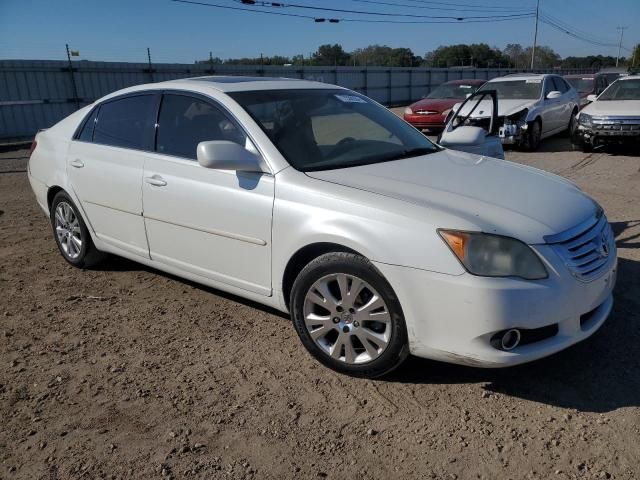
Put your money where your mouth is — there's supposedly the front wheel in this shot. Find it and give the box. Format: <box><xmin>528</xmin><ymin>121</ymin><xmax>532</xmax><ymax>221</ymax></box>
<box><xmin>522</xmin><ymin>119</ymin><xmax>541</xmax><ymax>151</ymax></box>
<box><xmin>50</xmin><ymin>191</ymin><xmax>104</xmax><ymax>268</ymax></box>
<box><xmin>290</xmin><ymin>252</ymin><xmax>409</xmax><ymax>378</ymax></box>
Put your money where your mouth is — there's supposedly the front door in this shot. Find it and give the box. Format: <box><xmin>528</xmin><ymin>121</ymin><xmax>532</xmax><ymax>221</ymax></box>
<box><xmin>142</xmin><ymin>93</ymin><xmax>274</xmax><ymax>296</ymax></box>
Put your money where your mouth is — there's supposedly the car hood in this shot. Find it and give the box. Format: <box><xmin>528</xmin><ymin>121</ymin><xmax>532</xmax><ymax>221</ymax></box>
<box><xmin>410</xmin><ymin>98</ymin><xmax>458</xmax><ymax>113</ymax></box>
<box><xmin>582</xmin><ymin>100</ymin><xmax>640</xmax><ymax>116</ymax></box>
<box><xmin>453</xmin><ymin>98</ymin><xmax>537</xmax><ymax>118</ymax></box>
<box><xmin>306</xmin><ymin>149</ymin><xmax>595</xmax><ymax>244</ymax></box>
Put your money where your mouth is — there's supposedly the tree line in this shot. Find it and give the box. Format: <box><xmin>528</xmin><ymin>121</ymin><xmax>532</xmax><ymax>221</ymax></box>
<box><xmin>198</xmin><ymin>42</ymin><xmax>637</xmax><ymax>69</ymax></box>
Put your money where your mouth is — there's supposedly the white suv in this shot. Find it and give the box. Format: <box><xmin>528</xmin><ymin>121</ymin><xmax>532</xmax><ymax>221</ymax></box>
<box><xmin>28</xmin><ymin>77</ymin><xmax>616</xmax><ymax>377</ymax></box>
<box><xmin>449</xmin><ymin>73</ymin><xmax>580</xmax><ymax>150</ymax></box>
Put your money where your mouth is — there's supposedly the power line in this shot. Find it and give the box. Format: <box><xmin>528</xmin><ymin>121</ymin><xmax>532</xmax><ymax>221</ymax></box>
<box><xmin>173</xmin><ymin>0</ymin><xmax>534</xmax><ymax>23</ymax></box>
<box><xmin>236</xmin><ymin>0</ymin><xmax>537</xmax><ymax>20</ymax></box>
<box><xmin>540</xmin><ymin>14</ymin><xmax>631</xmax><ymax>51</ymax></box>
<box><xmin>344</xmin><ymin>0</ymin><xmax>536</xmax><ymax>14</ymax></box>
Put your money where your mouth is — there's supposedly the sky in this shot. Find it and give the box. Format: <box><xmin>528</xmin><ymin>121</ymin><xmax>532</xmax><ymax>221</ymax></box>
<box><xmin>0</xmin><ymin>0</ymin><xmax>638</xmax><ymax>63</ymax></box>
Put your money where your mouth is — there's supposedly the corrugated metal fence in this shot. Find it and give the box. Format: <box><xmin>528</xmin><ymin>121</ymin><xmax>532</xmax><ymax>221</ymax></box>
<box><xmin>0</xmin><ymin>59</ymin><xmax>596</xmax><ymax>142</ymax></box>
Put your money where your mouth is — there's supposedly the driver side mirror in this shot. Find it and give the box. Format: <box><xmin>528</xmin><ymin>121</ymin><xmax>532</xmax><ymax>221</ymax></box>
<box><xmin>587</xmin><ymin>94</ymin><xmax>598</xmax><ymax>103</ymax></box>
<box><xmin>546</xmin><ymin>91</ymin><xmax>562</xmax><ymax>100</ymax></box>
<box><xmin>197</xmin><ymin>140</ymin><xmax>267</xmax><ymax>173</ymax></box>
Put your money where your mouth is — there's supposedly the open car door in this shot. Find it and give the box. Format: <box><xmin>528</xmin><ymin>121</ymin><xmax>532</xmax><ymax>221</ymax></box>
<box><xmin>438</xmin><ymin>89</ymin><xmax>504</xmax><ymax>160</ymax></box>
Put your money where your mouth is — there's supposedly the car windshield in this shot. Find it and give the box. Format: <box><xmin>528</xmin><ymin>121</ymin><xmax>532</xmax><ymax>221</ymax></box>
<box><xmin>230</xmin><ymin>89</ymin><xmax>439</xmax><ymax>172</ymax></box>
<box><xmin>478</xmin><ymin>79</ymin><xmax>542</xmax><ymax>100</ymax></box>
<box><xmin>597</xmin><ymin>79</ymin><xmax>640</xmax><ymax>101</ymax></box>
<box><xmin>426</xmin><ymin>83</ymin><xmax>479</xmax><ymax>99</ymax></box>
<box><xmin>565</xmin><ymin>77</ymin><xmax>594</xmax><ymax>93</ymax></box>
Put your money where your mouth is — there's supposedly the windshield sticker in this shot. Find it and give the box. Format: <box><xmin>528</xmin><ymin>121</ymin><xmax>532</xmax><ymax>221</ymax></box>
<box><xmin>460</xmin><ymin>85</ymin><xmax>472</xmax><ymax>89</ymax></box>
<box><xmin>525</xmin><ymin>79</ymin><xmax>542</xmax><ymax>83</ymax></box>
<box><xmin>335</xmin><ymin>94</ymin><xmax>367</xmax><ymax>103</ymax></box>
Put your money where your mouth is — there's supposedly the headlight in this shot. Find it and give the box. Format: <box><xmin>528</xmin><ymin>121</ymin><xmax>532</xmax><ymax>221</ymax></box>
<box><xmin>404</xmin><ymin>106</ymin><xmax>413</xmax><ymax>115</ymax></box>
<box><xmin>439</xmin><ymin>230</ymin><xmax>548</xmax><ymax>280</ymax></box>
<box><xmin>578</xmin><ymin>113</ymin><xmax>592</xmax><ymax>127</ymax></box>
<box><xmin>506</xmin><ymin>109</ymin><xmax>528</xmax><ymax>127</ymax></box>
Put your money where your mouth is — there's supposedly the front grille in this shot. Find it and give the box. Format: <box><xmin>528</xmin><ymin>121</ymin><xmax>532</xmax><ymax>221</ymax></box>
<box><xmin>546</xmin><ymin>213</ymin><xmax>615</xmax><ymax>282</ymax></box>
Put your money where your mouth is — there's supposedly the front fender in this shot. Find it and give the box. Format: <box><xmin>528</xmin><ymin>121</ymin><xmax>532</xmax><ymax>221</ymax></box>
<box><xmin>271</xmin><ymin>170</ymin><xmax>466</xmax><ymax>296</ymax></box>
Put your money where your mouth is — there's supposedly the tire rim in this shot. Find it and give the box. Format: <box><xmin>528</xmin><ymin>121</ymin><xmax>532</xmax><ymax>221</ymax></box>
<box><xmin>303</xmin><ymin>273</ymin><xmax>392</xmax><ymax>364</ymax></box>
<box><xmin>54</xmin><ymin>202</ymin><xmax>82</xmax><ymax>259</ymax></box>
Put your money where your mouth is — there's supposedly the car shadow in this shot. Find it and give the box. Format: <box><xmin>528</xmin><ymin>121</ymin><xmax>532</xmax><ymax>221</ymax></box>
<box><xmin>611</xmin><ymin>220</ymin><xmax>640</xmax><ymax>249</ymax></box>
<box><xmin>89</xmin><ymin>254</ymin><xmax>290</xmax><ymax>320</ymax></box>
<box><xmin>89</xmin><ymin>220</ymin><xmax>640</xmax><ymax>413</ymax></box>
<box><xmin>384</xmin><ymin>250</ymin><xmax>640</xmax><ymax>413</ymax></box>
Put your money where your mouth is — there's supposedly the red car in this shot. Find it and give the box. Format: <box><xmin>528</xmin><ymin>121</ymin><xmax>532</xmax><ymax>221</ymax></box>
<box><xmin>563</xmin><ymin>74</ymin><xmax>609</xmax><ymax>109</ymax></box>
<box><xmin>403</xmin><ymin>79</ymin><xmax>486</xmax><ymax>130</ymax></box>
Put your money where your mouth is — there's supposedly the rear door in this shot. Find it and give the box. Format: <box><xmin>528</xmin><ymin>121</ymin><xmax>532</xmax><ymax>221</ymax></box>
<box><xmin>142</xmin><ymin>92</ymin><xmax>274</xmax><ymax>296</ymax></box>
<box><xmin>66</xmin><ymin>93</ymin><xmax>158</xmax><ymax>258</ymax></box>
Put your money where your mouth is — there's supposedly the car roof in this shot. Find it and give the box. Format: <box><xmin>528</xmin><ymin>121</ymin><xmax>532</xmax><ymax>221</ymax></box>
<box><xmin>444</xmin><ymin>79</ymin><xmax>485</xmax><ymax>85</ymax></box>
<box><xmin>97</xmin><ymin>76</ymin><xmax>344</xmax><ymax>101</ymax></box>
<box><xmin>615</xmin><ymin>74</ymin><xmax>640</xmax><ymax>80</ymax></box>
<box><xmin>563</xmin><ymin>74</ymin><xmax>596</xmax><ymax>78</ymax></box>
<box><xmin>487</xmin><ymin>73</ymin><xmax>549</xmax><ymax>82</ymax></box>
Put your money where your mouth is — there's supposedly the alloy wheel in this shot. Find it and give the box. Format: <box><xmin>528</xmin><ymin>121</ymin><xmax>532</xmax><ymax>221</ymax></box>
<box><xmin>303</xmin><ymin>273</ymin><xmax>392</xmax><ymax>364</ymax></box>
<box><xmin>54</xmin><ymin>201</ymin><xmax>82</xmax><ymax>259</ymax></box>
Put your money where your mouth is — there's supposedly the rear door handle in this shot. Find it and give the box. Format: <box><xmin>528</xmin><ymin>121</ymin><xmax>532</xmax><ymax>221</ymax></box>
<box><xmin>144</xmin><ymin>175</ymin><xmax>167</xmax><ymax>187</ymax></box>
<box><xmin>70</xmin><ymin>159</ymin><xmax>84</xmax><ymax>168</ymax></box>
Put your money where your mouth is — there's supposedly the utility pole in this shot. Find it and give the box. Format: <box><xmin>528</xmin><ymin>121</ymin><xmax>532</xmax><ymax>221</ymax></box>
<box><xmin>616</xmin><ymin>26</ymin><xmax>627</xmax><ymax>67</ymax></box>
<box><xmin>147</xmin><ymin>47</ymin><xmax>154</xmax><ymax>82</ymax></box>
<box><xmin>530</xmin><ymin>0</ymin><xmax>540</xmax><ymax>70</ymax></box>
<box><xmin>65</xmin><ymin>44</ymin><xmax>80</xmax><ymax>110</ymax></box>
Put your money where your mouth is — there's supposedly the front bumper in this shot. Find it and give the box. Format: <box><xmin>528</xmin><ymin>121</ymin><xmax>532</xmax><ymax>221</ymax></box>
<box><xmin>404</xmin><ymin>113</ymin><xmax>446</xmax><ymax>130</ymax></box>
<box><xmin>573</xmin><ymin>118</ymin><xmax>640</xmax><ymax>147</ymax></box>
<box><xmin>374</xmin><ymin>242</ymin><xmax>617</xmax><ymax>368</ymax></box>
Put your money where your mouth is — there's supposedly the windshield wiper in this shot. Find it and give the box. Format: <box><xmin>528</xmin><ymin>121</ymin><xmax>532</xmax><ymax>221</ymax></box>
<box><xmin>381</xmin><ymin>147</ymin><xmax>436</xmax><ymax>162</ymax></box>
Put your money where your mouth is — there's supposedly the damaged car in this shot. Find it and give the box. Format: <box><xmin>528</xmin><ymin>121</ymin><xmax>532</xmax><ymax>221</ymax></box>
<box><xmin>572</xmin><ymin>75</ymin><xmax>640</xmax><ymax>152</ymax></box>
<box><xmin>449</xmin><ymin>73</ymin><xmax>579</xmax><ymax>150</ymax></box>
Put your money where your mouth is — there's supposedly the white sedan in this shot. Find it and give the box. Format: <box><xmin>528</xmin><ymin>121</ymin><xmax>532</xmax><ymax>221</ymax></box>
<box><xmin>28</xmin><ymin>77</ymin><xmax>616</xmax><ymax>377</ymax></box>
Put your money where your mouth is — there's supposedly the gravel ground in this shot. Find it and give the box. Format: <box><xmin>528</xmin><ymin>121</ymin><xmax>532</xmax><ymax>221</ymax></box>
<box><xmin>1</xmin><ymin>136</ymin><xmax>639</xmax><ymax>480</ymax></box>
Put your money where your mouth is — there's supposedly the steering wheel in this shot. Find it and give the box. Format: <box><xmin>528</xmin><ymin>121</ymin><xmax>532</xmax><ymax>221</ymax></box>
<box><xmin>337</xmin><ymin>136</ymin><xmax>356</xmax><ymax>146</ymax></box>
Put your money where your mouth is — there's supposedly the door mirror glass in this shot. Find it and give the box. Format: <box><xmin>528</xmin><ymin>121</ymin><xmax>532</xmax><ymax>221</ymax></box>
<box><xmin>587</xmin><ymin>94</ymin><xmax>598</xmax><ymax>103</ymax></box>
<box><xmin>197</xmin><ymin>140</ymin><xmax>267</xmax><ymax>172</ymax></box>
<box><xmin>546</xmin><ymin>91</ymin><xmax>562</xmax><ymax>100</ymax></box>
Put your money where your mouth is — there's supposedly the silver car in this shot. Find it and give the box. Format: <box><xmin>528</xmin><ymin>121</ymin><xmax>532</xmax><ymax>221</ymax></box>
<box><xmin>450</xmin><ymin>73</ymin><xmax>580</xmax><ymax>150</ymax></box>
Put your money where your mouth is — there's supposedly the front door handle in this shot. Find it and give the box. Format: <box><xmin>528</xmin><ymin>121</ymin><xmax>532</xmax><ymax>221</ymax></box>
<box><xmin>144</xmin><ymin>175</ymin><xmax>167</xmax><ymax>187</ymax></box>
<box><xmin>70</xmin><ymin>159</ymin><xmax>84</xmax><ymax>168</ymax></box>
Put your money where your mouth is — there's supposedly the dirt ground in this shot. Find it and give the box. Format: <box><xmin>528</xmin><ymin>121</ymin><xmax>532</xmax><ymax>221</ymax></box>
<box><xmin>1</xmin><ymin>136</ymin><xmax>639</xmax><ymax>480</ymax></box>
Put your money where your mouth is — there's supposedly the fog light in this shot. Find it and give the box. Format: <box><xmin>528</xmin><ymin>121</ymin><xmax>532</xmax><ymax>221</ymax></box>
<box><xmin>500</xmin><ymin>329</ymin><xmax>521</xmax><ymax>351</ymax></box>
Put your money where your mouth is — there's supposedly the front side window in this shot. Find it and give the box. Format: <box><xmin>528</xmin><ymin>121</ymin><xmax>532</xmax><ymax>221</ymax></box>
<box><xmin>229</xmin><ymin>89</ymin><xmax>438</xmax><ymax>172</ymax></box>
<box><xmin>552</xmin><ymin>77</ymin><xmax>568</xmax><ymax>93</ymax></box>
<box><xmin>597</xmin><ymin>79</ymin><xmax>640</xmax><ymax>101</ymax></box>
<box><xmin>93</xmin><ymin>95</ymin><xmax>156</xmax><ymax>150</ymax></box>
<box><xmin>479</xmin><ymin>80</ymin><xmax>542</xmax><ymax>100</ymax></box>
<box><xmin>156</xmin><ymin>94</ymin><xmax>246</xmax><ymax>160</ymax></box>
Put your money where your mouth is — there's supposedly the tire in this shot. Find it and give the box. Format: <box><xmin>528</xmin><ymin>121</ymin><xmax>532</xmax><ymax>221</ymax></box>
<box><xmin>50</xmin><ymin>191</ymin><xmax>104</xmax><ymax>268</ymax></box>
<box><xmin>522</xmin><ymin>119</ymin><xmax>541</xmax><ymax>151</ymax></box>
<box><xmin>290</xmin><ymin>252</ymin><xmax>409</xmax><ymax>378</ymax></box>
<box><xmin>565</xmin><ymin>108</ymin><xmax>578</xmax><ymax>137</ymax></box>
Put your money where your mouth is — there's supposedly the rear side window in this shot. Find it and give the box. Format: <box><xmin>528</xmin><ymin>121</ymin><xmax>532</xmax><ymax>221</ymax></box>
<box><xmin>156</xmin><ymin>94</ymin><xmax>246</xmax><ymax>160</ymax></box>
<box><xmin>93</xmin><ymin>95</ymin><xmax>156</xmax><ymax>150</ymax></box>
<box><xmin>77</xmin><ymin>107</ymin><xmax>98</xmax><ymax>142</ymax></box>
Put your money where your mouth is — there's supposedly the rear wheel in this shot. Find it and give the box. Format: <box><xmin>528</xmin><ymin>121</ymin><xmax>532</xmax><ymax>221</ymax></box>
<box><xmin>290</xmin><ymin>252</ymin><xmax>409</xmax><ymax>378</ymax></box>
<box><xmin>50</xmin><ymin>191</ymin><xmax>104</xmax><ymax>268</ymax></box>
